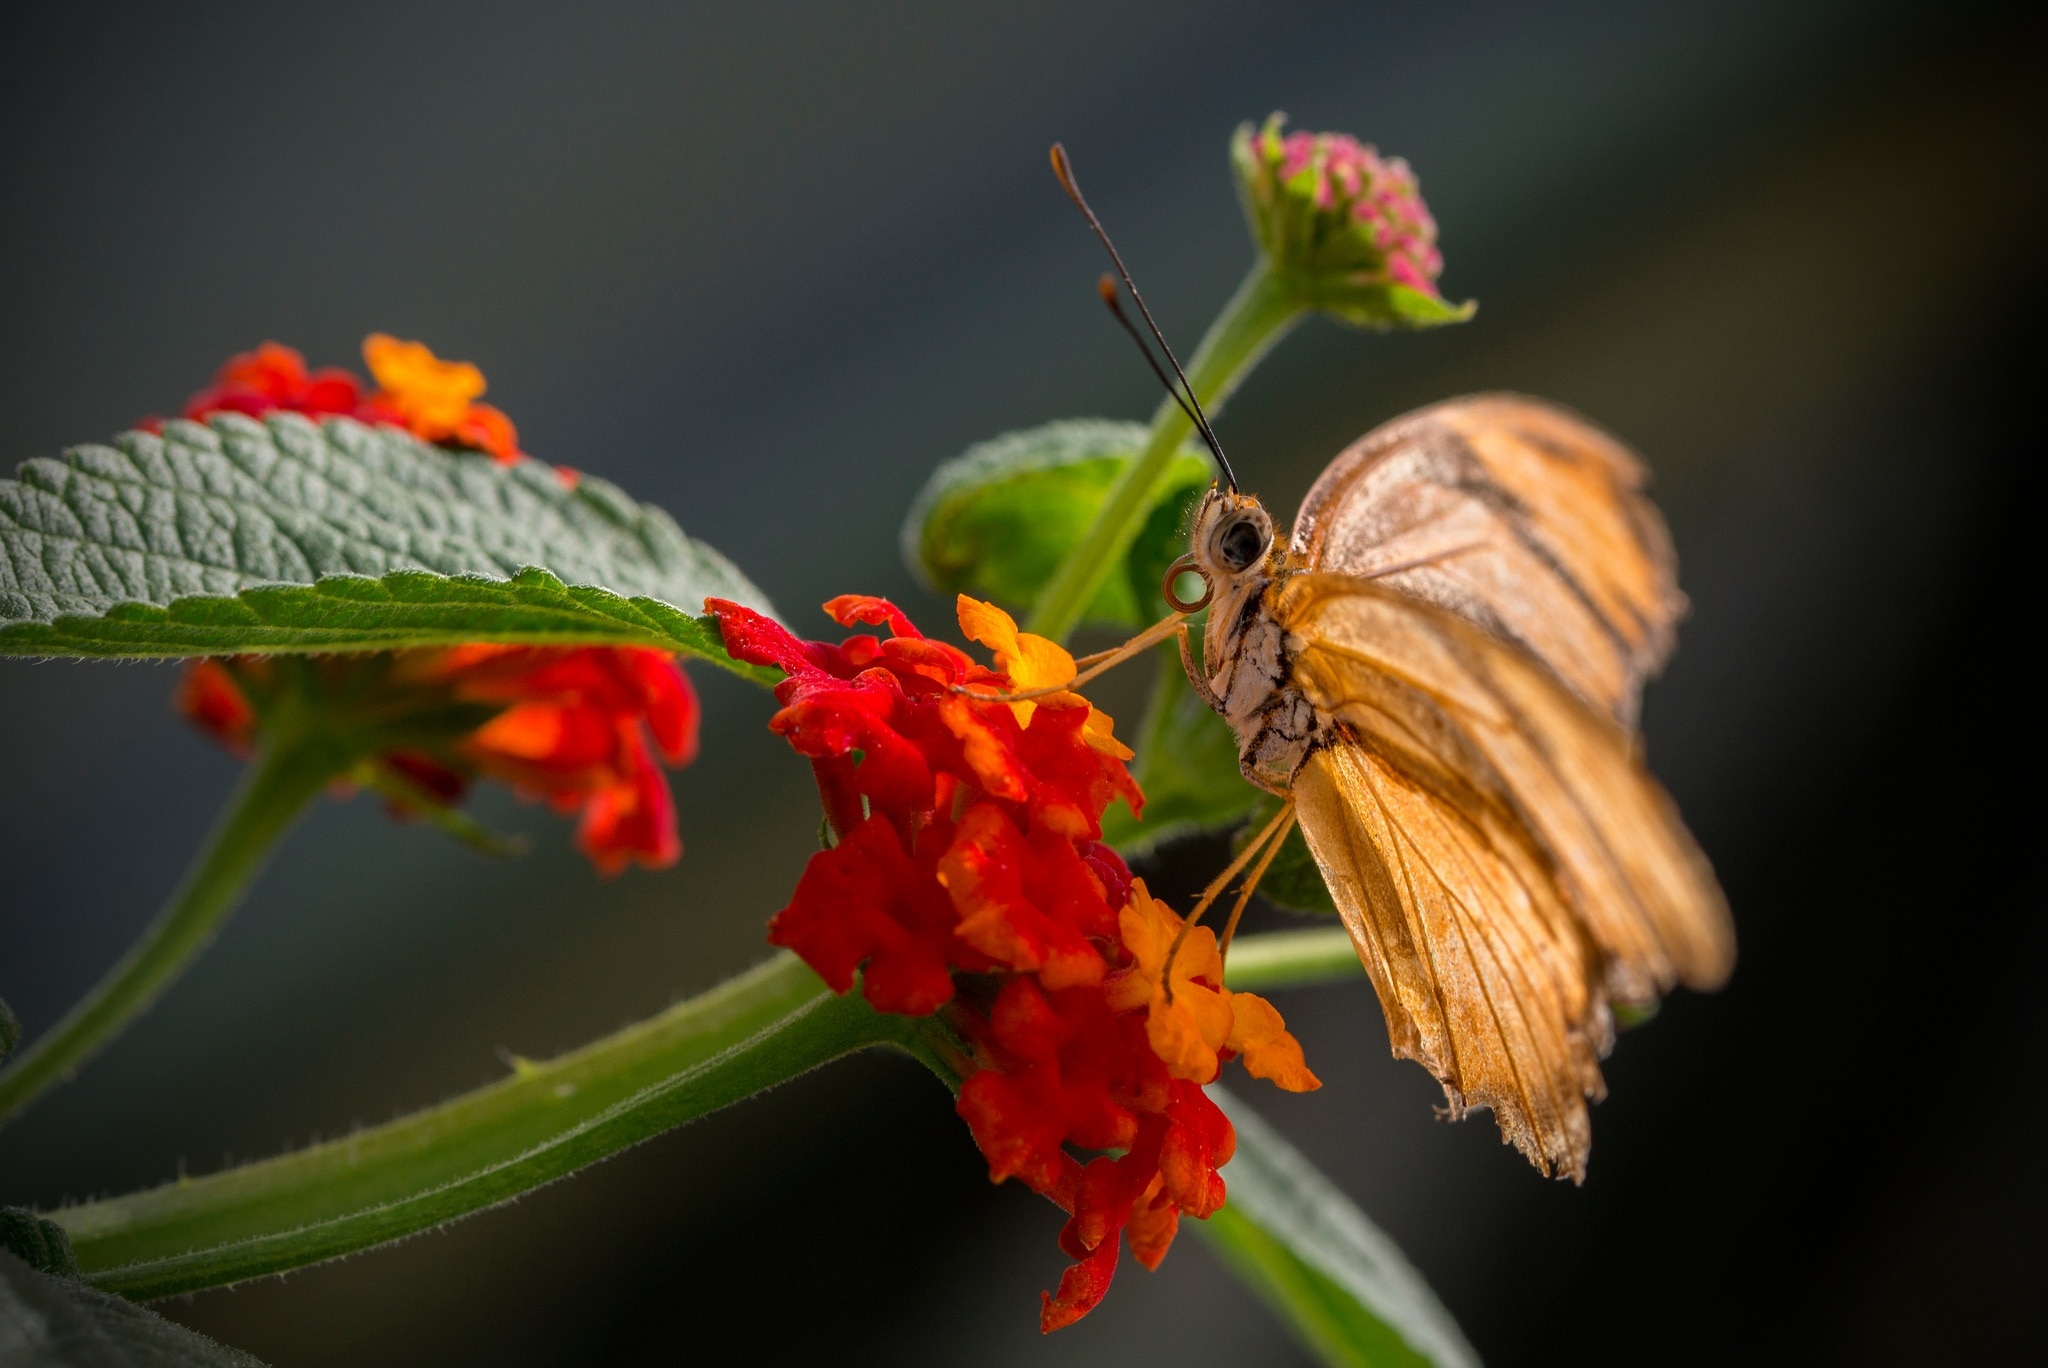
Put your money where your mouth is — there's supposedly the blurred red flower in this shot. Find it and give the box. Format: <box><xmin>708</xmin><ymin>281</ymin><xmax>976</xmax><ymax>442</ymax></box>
<box><xmin>710</xmin><ymin>593</ymin><xmax>1316</xmax><ymax>1330</ymax></box>
<box><xmin>152</xmin><ymin>335</ymin><xmax>521</xmax><ymax>462</ymax></box>
<box><xmin>180</xmin><ymin>645</ymin><xmax>698</xmax><ymax>874</ymax></box>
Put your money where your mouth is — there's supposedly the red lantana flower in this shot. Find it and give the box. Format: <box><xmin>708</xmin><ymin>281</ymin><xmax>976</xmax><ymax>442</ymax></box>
<box><xmin>709</xmin><ymin>593</ymin><xmax>1317</xmax><ymax>1331</ymax></box>
<box><xmin>180</xmin><ymin>645</ymin><xmax>698</xmax><ymax>874</ymax></box>
<box><xmin>163</xmin><ymin>337</ymin><xmax>676</xmax><ymax>870</ymax></box>
<box><xmin>153</xmin><ymin>335</ymin><xmax>522</xmax><ymax>462</ymax></box>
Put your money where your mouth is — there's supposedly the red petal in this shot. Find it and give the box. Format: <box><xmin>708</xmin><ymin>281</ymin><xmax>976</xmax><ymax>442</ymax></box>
<box><xmin>822</xmin><ymin>594</ymin><xmax>922</xmax><ymax>638</ymax></box>
<box><xmin>573</xmin><ymin>733</ymin><xmax>680</xmax><ymax>874</ymax></box>
<box><xmin>1040</xmin><ymin>1236</ymin><xmax>1119</xmax><ymax>1333</ymax></box>
<box><xmin>768</xmin><ymin>816</ymin><xmax>955</xmax><ymax>1014</ymax></box>
<box><xmin>175</xmin><ymin>659</ymin><xmax>257</xmax><ymax>751</ymax></box>
<box><xmin>622</xmin><ymin>651</ymin><xmax>698</xmax><ymax>764</ymax></box>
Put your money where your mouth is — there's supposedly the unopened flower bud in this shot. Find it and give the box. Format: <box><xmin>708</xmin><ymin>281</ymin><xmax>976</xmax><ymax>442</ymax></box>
<box><xmin>1231</xmin><ymin>113</ymin><xmax>1473</xmax><ymax>328</ymax></box>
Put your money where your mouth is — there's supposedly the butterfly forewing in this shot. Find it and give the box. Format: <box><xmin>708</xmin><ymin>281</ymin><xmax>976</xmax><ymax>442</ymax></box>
<box><xmin>1289</xmin><ymin>394</ymin><xmax>1684</xmax><ymax>728</ymax></box>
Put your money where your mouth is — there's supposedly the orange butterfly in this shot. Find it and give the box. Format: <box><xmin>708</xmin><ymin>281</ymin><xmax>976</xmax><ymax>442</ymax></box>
<box><xmin>1032</xmin><ymin>145</ymin><xmax>1734</xmax><ymax>1180</ymax></box>
<box><xmin>1169</xmin><ymin>394</ymin><xmax>1733</xmax><ymax>1181</ymax></box>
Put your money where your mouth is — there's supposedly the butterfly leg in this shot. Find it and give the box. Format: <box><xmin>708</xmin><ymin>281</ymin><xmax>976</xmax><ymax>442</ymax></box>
<box><xmin>1163</xmin><ymin>797</ymin><xmax>1297</xmax><ymax>1000</ymax></box>
<box><xmin>951</xmin><ymin>611</ymin><xmax>1189</xmax><ymax>703</ymax></box>
<box><xmin>1217</xmin><ymin>800</ymin><xmax>1297</xmax><ymax>958</ymax></box>
<box><xmin>1175</xmin><ymin>621</ymin><xmax>1225</xmax><ymax>712</ymax></box>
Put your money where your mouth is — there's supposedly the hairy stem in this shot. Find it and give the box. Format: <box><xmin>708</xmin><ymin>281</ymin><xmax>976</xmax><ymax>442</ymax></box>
<box><xmin>0</xmin><ymin>708</ymin><xmax>350</xmax><ymax>1127</ymax></box>
<box><xmin>1025</xmin><ymin>262</ymin><xmax>1304</xmax><ymax>643</ymax></box>
<box><xmin>43</xmin><ymin>932</ymin><xmax>1355</xmax><ymax>1300</ymax></box>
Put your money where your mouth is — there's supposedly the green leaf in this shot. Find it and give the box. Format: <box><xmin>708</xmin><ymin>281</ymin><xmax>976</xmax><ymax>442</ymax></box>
<box><xmin>0</xmin><ymin>997</ymin><xmax>17</xmax><ymax>1063</ymax></box>
<box><xmin>901</xmin><ymin>419</ymin><xmax>1212</xmax><ymax>628</ymax></box>
<box><xmin>0</xmin><ymin>1250</ymin><xmax>268</xmax><ymax>1366</ymax></box>
<box><xmin>0</xmin><ymin>414</ymin><xmax>778</xmax><ymax>680</ymax></box>
<box><xmin>1294</xmin><ymin>279</ymin><xmax>1478</xmax><ymax>331</ymax></box>
<box><xmin>1101</xmin><ymin>655</ymin><xmax>1262</xmax><ymax>852</ymax></box>
<box><xmin>1202</xmin><ymin>1089</ymin><xmax>1480</xmax><ymax>1368</ymax></box>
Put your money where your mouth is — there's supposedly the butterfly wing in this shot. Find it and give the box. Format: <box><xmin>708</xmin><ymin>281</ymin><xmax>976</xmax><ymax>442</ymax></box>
<box><xmin>1294</xmin><ymin>741</ymin><xmax>1606</xmax><ymax>1179</ymax></box>
<box><xmin>1290</xmin><ymin>393</ymin><xmax>1683</xmax><ymax>728</ymax></box>
<box><xmin>1278</xmin><ymin>574</ymin><xmax>1733</xmax><ymax>1177</ymax></box>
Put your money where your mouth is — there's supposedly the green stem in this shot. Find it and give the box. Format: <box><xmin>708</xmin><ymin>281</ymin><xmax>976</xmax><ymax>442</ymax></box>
<box><xmin>1222</xmin><ymin>928</ymin><xmax>1362</xmax><ymax>993</ymax></box>
<box><xmin>1025</xmin><ymin>261</ymin><xmax>1305</xmax><ymax>643</ymax></box>
<box><xmin>43</xmin><ymin>931</ymin><xmax>1353</xmax><ymax>1301</ymax></box>
<box><xmin>0</xmin><ymin>711</ymin><xmax>350</xmax><ymax>1128</ymax></box>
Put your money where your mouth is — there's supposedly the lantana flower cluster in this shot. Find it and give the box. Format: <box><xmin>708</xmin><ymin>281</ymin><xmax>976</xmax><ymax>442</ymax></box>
<box><xmin>709</xmin><ymin>593</ymin><xmax>1318</xmax><ymax>1331</ymax></box>
<box><xmin>151</xmin><ymin>335</ymin><xmax>523</xmax><ymax>462</ymax></box>
<box><xmin>183</xmin><ymin>645</ymin><xmax>699</xmax><ymax>874</ymax></box>
<box><xmin>164</xmin><ymin>338</ymin><xmax>696</xmax><ymax>873</ymax></box>
<box><xmin>1232</xmin><ymin>111</ymin><xmax>1446</xmax><ymax>298</ymax></box>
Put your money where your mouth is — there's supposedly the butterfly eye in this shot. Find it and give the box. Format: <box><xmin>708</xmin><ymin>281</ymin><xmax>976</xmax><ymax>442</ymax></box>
<box><xmin>1217</xmin><ymin>516</ymin><xmax>1268</xmax><ymax>572</ymax></box>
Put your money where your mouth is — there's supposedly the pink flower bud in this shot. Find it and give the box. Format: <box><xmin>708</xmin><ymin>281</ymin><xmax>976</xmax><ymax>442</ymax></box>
<box><xmin>1232</xmin><ymin>113</ymin><xmax>1472</xmax><ymax>328</ymax></box>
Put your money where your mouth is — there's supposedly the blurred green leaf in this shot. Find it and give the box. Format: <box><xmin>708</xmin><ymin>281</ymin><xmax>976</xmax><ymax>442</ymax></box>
<box><xmin>901</xmin><ymin>419</ymin><xmax>1212</xmax><ymax>628</ymax></box>
<box><xmin>1202</xmin><ymin>1090</ymin><xmax>1479</xmax><ymax>1368</ymax></box>
<box><xmin>1</xmin><ymin>1210</ymin><xmax>77</xmax><ymax>1279</ymax></box>
<box><xmin>1101</xmin><ymin>654</ymin><xmax>1262</xmax><ymax>852</ymax></box>
<box><xmin>0</xmin><ymin>997</ymin><xmax>17</xmax><ymax>1063</ymax></box>
<box><xmin>0</xmin><ymin>414</ymin><xmax>777</xmax><ymax>680</ymax></box>
<box><xmin>0</xmin><ymin>1250</ymin><xmax>267</xmax><ymax>1366</ymax></box>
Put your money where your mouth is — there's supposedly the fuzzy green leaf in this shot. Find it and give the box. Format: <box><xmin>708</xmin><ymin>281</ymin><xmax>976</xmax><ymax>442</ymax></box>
<box><xmin>1</xmin><ymin>1210</ymin><xmax>77</xmax><ymax>1279</ymax></box>
<box><xmin>1203</xmin><ymin>1090</ymin><xmax>1479</xmax><ymax>1368</ymax></box>
<box><xmin>0</xmin><ymin>414</ymin><xmax>777</xmax><ymax>679</ymax></box>
<box><xmin>1102</xmin><ymin>657</ymin><xmax>1262</xmax><ymax>852</ymax></box>
<box><xmin>901</xmin><ymin>419</ymin><xmax>1212</xmax><ymax>628</ymax></box>
<box><xmin>0</xmin><ymin>1251</ymin><xmax>268</xmax><ymax>1366</ymax></box>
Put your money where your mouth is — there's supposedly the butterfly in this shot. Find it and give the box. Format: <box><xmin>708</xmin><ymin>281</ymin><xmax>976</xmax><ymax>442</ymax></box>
<box><xmin>1038</xmin><ymin>143</ymin><xmax>1734</xmax><ymax>1180</ymax></box>
<box><xmin>1170</xmin><ymin>393</ymin><xmax>1734</xmax><ymax>1181</ymax></box>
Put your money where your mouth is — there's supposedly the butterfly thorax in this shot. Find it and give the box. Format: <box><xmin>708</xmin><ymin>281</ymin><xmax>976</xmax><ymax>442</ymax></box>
<box><xmin>1189</xmin><ymin>490</ymin><xmax>1324</xmax><ymax>793</ymax></box>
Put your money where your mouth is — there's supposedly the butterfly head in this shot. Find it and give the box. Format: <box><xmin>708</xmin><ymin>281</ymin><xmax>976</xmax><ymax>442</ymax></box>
<box><xmin>1195</xmin><ymin>486</ymin><xmax>1276</xmax><ymax>575</ymax></box>
<box><xmin>1165</xmin><ymin>486</ymin><xmax>1277</xmax><ymax>614</ymax></box>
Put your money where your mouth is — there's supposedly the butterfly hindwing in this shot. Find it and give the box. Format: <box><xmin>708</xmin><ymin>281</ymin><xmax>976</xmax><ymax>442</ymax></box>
<box><xmin>1295</xmin><ymin>739</ymin><xmax>1605</xmax><ymax>1179</ymax></box>
<box><xmin>1277</xmin><ymin>575</ymin><xmax>1733</xmax><ymax>1175</ymax></box>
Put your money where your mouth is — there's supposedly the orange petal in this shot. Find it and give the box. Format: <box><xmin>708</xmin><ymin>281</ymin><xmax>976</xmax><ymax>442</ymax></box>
<box><xmin>1227</xmin><ymin>991</ymin><xmax>1322</xmax><ymax>1092</ymax></box>
<box><xmin>1144</xmin><ymin>992</ymin><xmax>1223</xmax><ymax>1084</ymax></box>
<box><xmin>1081</xmin><ymin>706</ymin><xmax>1134</xmax><ymax>761</ymax></box>
<box><xmin>362</xmin><ymin>333</ymin><xmax>487</xmax><ymax>428</ymax></box>
<box><xmin>955</xmin><ymin>594</ymin><xmax>1078</xmax><ymax>727</ymax></box>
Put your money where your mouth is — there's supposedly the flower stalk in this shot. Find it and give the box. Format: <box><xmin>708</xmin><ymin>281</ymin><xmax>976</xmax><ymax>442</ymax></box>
<box><xmin>1023</xmin><ymin>262</ymin><xmax>1304</xmax><ymax>643</ymax></box>
<box><xmin>43</xmin><ymin>932</ymin><xmax>1357</xmax><ymax>1299</ymax></box>
<box><xmin>0</xmin><ymin>698</ymin><xmax>359</xmax><ymax>1127</ymax></box>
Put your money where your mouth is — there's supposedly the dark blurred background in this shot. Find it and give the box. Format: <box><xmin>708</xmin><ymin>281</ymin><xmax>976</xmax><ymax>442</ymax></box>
<box><xmin>3</xmin><ymin>1</ymin><xmax>2043</xmax><ymax>1363</ymax></box>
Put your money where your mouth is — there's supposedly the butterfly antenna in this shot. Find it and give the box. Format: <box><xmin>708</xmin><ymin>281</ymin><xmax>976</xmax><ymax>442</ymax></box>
<box><xmin>1050</xmin><ymin>143</ymin><xmax>1239</xmax><ymax>492</ymax></box>
<box><xmin>1096</xmin><ymin>276</ymin><xmax>1207</xmax><ymax>440</ymax></box>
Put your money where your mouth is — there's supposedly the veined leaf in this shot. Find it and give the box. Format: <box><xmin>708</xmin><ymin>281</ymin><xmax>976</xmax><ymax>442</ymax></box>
<box><xmin>1203</xmin><ymin>1089</ymin><xmax>1480</xmax><ymax>1368</ymax></box>
<box><xmin>0</xmin><ymin>414</ymin><xmax>777</xmax><ymax>678</ymax></box>
<box><xmin>0</xmin><ymin>1251</ymin><xmax>268</xmax><ymax>1367</ymax></box>
<box><xmin>901</xmin><ymin>419</ymin><xmax>1212</xmax><ymax>628</ymax></box>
